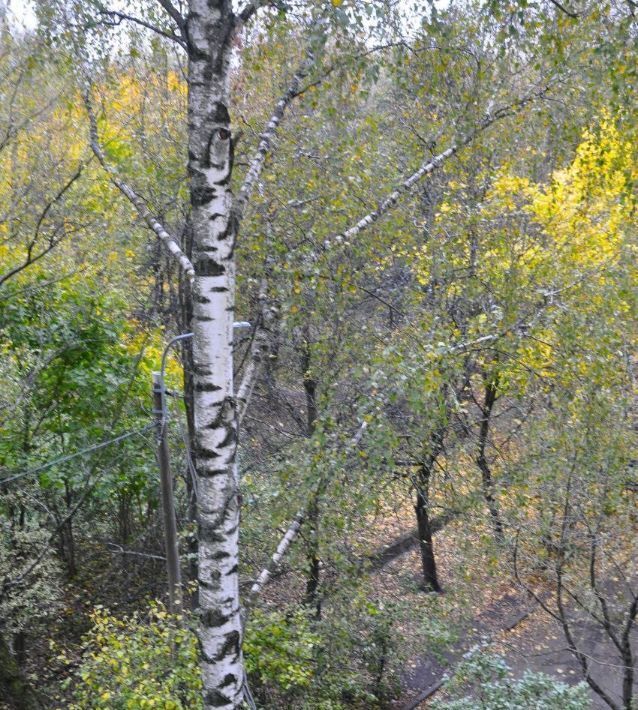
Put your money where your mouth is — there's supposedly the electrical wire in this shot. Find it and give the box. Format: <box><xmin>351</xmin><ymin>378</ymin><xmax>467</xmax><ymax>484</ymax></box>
<box><xmin>0</xmin><ymin>423</ymin><xmax>155</xmax><ymax>487</ymax></box>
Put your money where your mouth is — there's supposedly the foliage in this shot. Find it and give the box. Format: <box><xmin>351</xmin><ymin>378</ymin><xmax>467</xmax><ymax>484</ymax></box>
<box><xmin>67</xmin><ymin>603</ymin><xmax>201</xmax><ymax>709</ymax></box>
<box><xmin>244</xmin><ymin>608</ymin><xmax>319</xmax><ymax>695</ymax></box>
<box><xmin>1</xmin><ymin>0</ymin><xmax>637</xmax><ymax>706</ymax></box>
<box><xmin>0</xmin><ymin>511</ymin><xmax>61</xmax><ymax>635</ymax></box>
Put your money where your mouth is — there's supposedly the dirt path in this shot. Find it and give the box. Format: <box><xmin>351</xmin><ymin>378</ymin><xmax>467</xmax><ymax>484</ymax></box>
<box><xmin>362</xmin><ymin>517</ymin><xmax>637</xmax><ymax>709</ymax></box>
<box><xmin>395</xmin><ymin>589</ymin><xmax>540</xmax><ymax>709</ymax></box>
<box><xmin>395</xmin><ymin>585</ymin><xmax>637</xmax><ymax>709</ymax></box>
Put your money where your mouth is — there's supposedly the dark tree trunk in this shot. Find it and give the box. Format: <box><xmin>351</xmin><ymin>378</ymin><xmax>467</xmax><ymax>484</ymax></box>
<box><xmin>301</xmin><ymin>328</ymin><xmax>318</xmax><ymax>437</ymax></box>
<box><xmin>13</xmin><ymin>631</ymin><xmax>26</xmax><ymax>668</ymax></box>
<box><xmin>414</xmin><ymin>469</ymin><xmax>441</xmax><ymax>593</ymax></box>
<box><xmin>414</xmin><ymin>429</ymin><xmax>445</xmax><ymax>592</ymax></box>
<box><xmin>301</xmin><ymin>329</ymin><xmax>322</xmax><ymax>616</ymax></box>
<box><xmin>304</xmin><ymin>489</ymin><xmax>322</xmax><ymax>618</ymax></box>
<box><xmin>476</xmin><ymin>376</ymin><xmax>504</xmax><ymax>541</ymax></box>
<box><xmin>60</xmin><ymin>480</ymin><xmax>77</xmax><ymax>578</ymax></box>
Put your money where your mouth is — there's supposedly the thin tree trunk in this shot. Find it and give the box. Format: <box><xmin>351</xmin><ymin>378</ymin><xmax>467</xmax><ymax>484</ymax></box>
<box><xmin>414</xmin><ymin>469</ymin><xmax>441</xmax><ymax>593</ymax></box>
<box><xmin>304</xmin><ymin>497</ymin><xmax>322</xmax><ymax>617</ymax></box>
<box><xmin>620</xmin><ymin>596</ymin><xmax>636</xmax><ymax>710</ymax></box>
<box><xmin>179</xmin><ymin>226</ymin><xmax>200</xmax><ymax>609</ymax></box>
<box><xmin>13</xmin><ymin>632</ymin><xmax>26</xmax><ymax>668</ymax></box>
<box><xmin>300</xmin><ymin>330</ymin><xmax>322</xmax><ymax>616</ymax></box>
<box><xmin>414</xmin><ymin>431</ymin><xmax>445</xmax><ymax>592</ymax></box>
<box><xmin>476</xmin><ymin>375</ymin><xmax>504</xmax><ymax>541</ymax></box>
<box><xmin>186</xmin><ymin>2</ymin><xmax>243</xmax><ymax>706</ymax></box>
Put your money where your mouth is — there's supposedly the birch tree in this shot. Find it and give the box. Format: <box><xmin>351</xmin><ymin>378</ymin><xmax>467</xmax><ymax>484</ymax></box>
<box><xmin>27</xmin><ymin>1</ymin><xmax>621</xmax><ymax>706</ymax></box>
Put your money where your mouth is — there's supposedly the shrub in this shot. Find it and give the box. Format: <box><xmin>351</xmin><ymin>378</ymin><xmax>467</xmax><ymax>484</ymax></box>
<box><xmin>68</xmin><ymin>603</ymin><xmax>201</xmax><ymax>709</ymax></box>
<box><xmin>431</xmin><ymin>651</ymin><xmax>591</xmax><ymax>709</ymax></box>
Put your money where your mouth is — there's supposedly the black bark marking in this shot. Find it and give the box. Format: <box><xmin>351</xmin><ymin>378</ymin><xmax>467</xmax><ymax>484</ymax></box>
<box><xmin>205</xmin><ymin>397</ymin><xmax>236</xmax><ymax>431</ymax></box>
<box><xmin>199</xmin><ymin>467</ymin><xmax>228</xmax><ymax>478</ymax></box>
<box><xmin>212</xmin><ymin>549</ymin><xmax>231</xmax><ymax>560</ymax></box>
<box><xmin>214</xmin><ymin>630</ymin><xmax>240</xmax><ymax>662</ymax></box>
<box><xmin>225</xmin><ymin>563</ymin><xmax>238</xmax><ymax>576</ymax></box>
<box><xmin>204</xmin><ymin>103</ymin><xmax>231</xmax><ymax>172</ymax></box>
<box><xmin>191</xmin><ymin>185</ymin><xmax>215</xmax><ymax>206</ymax></box>
<box><xmin>199</xmin><ymin>522</ymin><xmax>226</xmax><ymax>544</ymax></box>
<box><xmin>201</xmin><ymin>609</ymin><xmax>230</xmax><ymax>628</ymax></box>
<box><xmin>216</xmin><ymin>228</ymin><xmax>231</xmax><ymax>241</ymax></box>
<box><xmin>195</xmin><ymin>381</ymin><xmax>222</xmax><ymax>392</ymax></box>
<box><xmin>217</xmin><ymin>427</ymin><xmax>236</xmax><ymax>448</ymax></box>
<box><xmin>220</xmin><ymin>673</ymin><xmax>237</xmax><ymax>689</ymax></box>
<box><xmin>210</xmin><ymin>102</ymin><xmax>230</xmax><ymax>125</ymax></box>
<box><xmin>204</xmin><ymin>690</ymin><xmax>232</xmax><ymax>708</ymax></box>
<box><xmin>196</xmin><ymin>258</ymin><xmax>225</xmax><ymax>277</ymax></box>
<box><xmin>209</xmin><ymin>286</ymin><xmax>229</xmax><ymax>292</ymax></box>
<box><xmin>214</xmin><ymin>139</ymin><xmax>234</xmax><ymax>186</ymax></box>
<box><xmin>196</xmin><ymin>446</ymin><xmax>221</xmax><ymax>460</ymax></box>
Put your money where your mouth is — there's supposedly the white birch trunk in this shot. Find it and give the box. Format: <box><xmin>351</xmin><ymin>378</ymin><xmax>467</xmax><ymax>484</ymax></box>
<box><xmin>186</xmin><ymin>2</ymin><xmax>243</xmax><ymax>707</ymax></box>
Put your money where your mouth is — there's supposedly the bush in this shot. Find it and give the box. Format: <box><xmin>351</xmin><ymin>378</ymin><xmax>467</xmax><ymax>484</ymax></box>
<box><xmin>431</xmin><ymin>651</ymin><xmax>591</xmax><ymax>709</ymax></box>
<box><xmin>68</xmin><ymin>603</ymin><xmax>201</xmax><ymax>709</ymax></box>
<box><xmin>244</xmin><ymin>608</ymin><xmax>318</xmax><ymax>700</ymax></box>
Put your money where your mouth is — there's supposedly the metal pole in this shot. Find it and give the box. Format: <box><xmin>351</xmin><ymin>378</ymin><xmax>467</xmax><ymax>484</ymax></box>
<box><xmin>152</xmin><ymin>371</ymin><xmax>182</xmax><ymax>613</ymax></box>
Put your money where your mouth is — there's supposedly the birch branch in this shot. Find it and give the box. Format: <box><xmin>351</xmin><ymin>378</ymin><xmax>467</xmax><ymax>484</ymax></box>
<box><xmin>244</xmin><ymin>421</ymin><xmax>367</xmax><ymax>607</ymax></box>
<box><xmin>236</xmin><ymin>279</ymin><xmax>277</xmax><ymax>426</ymax></box>
<box><xmin>237</xmin><ymin>0</ymin><xmax>270</xmax><ymax>25</ymax></box>
<box><xmin>234</xmin><ymin>54</ymin><xmax>314</xmax><ymax>224</ymax></box>
<box><xmin>246</xmin><ymin>511</ymin><xmax>304</xmax><ymax>605</ymax></box>
<box><xmin>155</xmin><ymin>0</ymin><xmax>186</xmax><ymax>34</ymax></box>
<box><xmin>95</xmin><ymin>7</ymin><xmax>186</xmax><ymax>48</ymax></box>
<box><xmin>83</xmin><ymin>89</ymin><xmax>195</xmax><ymax>282</ymax></box>
<box><xmin>323</xmin><ymin>84</ymin><xmax>553</xmax><ymax>251</ymax></box>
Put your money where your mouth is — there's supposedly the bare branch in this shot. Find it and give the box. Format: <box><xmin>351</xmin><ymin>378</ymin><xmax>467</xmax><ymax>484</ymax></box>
<box><xmin>155</xmin><ymin>0</ymin><xmax>186</xmax><ymax>34</ymax></box>
<box><xmin>83</xmin><ymin>88</ymin><xmax>195</xmax><ymax>283</ymax></box>
<box><xmin>245</xmin><ymin>511</ymin><xmax>304</xmax><ymax>605</ymax></box>
<box><xmin>106</xmin><ymin>543</ymin><xmax>166</xmax><ymax>561</ymax></box>
<box><xmin>548</xmin><ymin>0</ymin><xmax>579</xmax><ymax>19</ymax></box>
<box><xmin>96</xmin><ymin>8</ymin><xmax>187</xmax><ymax>48</ymax></box>
<box><xmin>0</xmin><ymin>165</ymin><xmax>85</xmax><ymax>287</ymax></box>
